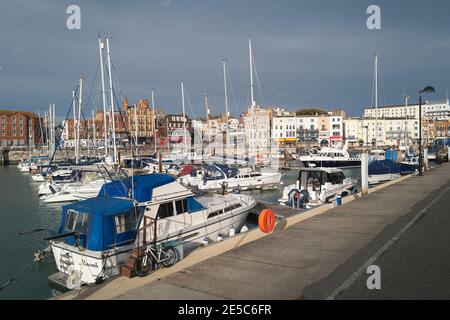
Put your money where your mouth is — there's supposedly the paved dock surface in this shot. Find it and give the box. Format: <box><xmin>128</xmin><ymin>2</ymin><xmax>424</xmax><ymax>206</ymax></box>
<box><xmin>87</xmin><ymin>163</ymin><xmax>450</xmax><ymax>300</ymax></box>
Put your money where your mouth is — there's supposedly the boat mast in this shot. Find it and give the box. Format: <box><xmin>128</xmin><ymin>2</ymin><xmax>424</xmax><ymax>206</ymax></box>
<box><xmin>222</xmin><ymin>58</ymin><xmax>229</xmax><ymax>126</ymax></box>
<box><xmin>72</xmin><ymin>90</ymin><xmax>76</xmax><ymax>151</ymax></box>
<box><xmin>248</xmin><ymin>37</ymin><xmax>256</xmax><ymax>157</ymax></box>
<box><xmin>48</xmin><ymin>105</ymin><xmax>52</xmax><ymax>155</ymax></box>
<box><xmin>374</xmin><ymin>53</ymin><xmax>378</xmax><ymax>150</ymax></box>
<box><xmin>76</xmin><ymin>76</ymin><xmax>83</xmax><ymax>164</ymax></box>
<box><xmin>151</xmin><ymin>88</ymin><xmax>157</xmax><ymax>151</ymax></box>
<box><xmin>37</xmin><ymin>110</ymin><xmax>44</xmax><ymax>148</ymax></box>
<box><xmin>106</xmin><ymin>38</ymin><xmax>117</xmax><ymax>163</ymax></box>
<box><xmin>223</xmin><ymin>58</ymin><xmax>229</xmax><ymax>163</ymax></box>
<box><xmin>52</xmin><ymin>104</ymin><xmax>55</xmax><ymax>154</ymax></box>
<box><xmin>98</xmin><ymin>36</ymin><xmax>109</xmax><ymax>158</ymax></box>
<box><xmin>181</xmin><ymin>81</ymin><xmax>187</xmax><ymax>155</ymax></box>
<box><xmin>92</xmin><ymin>110</ymin><xmax>96</xmax><ymax>152</ymax></box>
<box><xmin>134</xmin><ymin>103</ymin><xmax>138</xmax><ymax>151</ymax></box>
<box><xmin>205</xmin><ymin>93</ymin><xmax>211</xmax><ymax>145</ymax></box>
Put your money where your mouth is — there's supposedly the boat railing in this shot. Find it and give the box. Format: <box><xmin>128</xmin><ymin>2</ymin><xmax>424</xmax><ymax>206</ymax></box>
<box><xmin>135</xmin><ymin>215</ymin><xmax>158</xmax><ymax>249</ymax></box>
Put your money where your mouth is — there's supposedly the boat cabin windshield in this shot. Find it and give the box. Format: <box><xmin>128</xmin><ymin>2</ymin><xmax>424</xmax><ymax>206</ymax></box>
<box><xmin>64</xmin><ymin>209</ymin><xmax>89</xmax><ymax>234</ymax></box>
<box><xmin>326</xmin><ymin>172</ymin><xmax>346</xmax><ymax>185</ymax></box>
<box><xmin>299</xmin><ymin>170</ymin><xmax>346</xmax><ymax>190</ymax></box>
<box><xmin>299</xmin><ymin>170</ymin><xmax>324</xmax><ymax>192</ymax></box>
<box><xmin>59</xmin><ymin>197</ymin><xmax>142</xmax><ymax>251</ymax></box>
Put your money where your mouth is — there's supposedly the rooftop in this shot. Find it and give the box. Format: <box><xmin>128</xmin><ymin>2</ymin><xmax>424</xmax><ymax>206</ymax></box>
<box><xmin>0</xmin><ymin>110</ymin><xmax>40</xmax><ymax>118</ymax></box>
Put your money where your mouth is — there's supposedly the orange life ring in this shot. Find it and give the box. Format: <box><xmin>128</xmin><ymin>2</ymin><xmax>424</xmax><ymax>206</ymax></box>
<box><xmin>258</xmin><ymin>209</ymin><xmax>275</xmax><ymax>233</ymax></box>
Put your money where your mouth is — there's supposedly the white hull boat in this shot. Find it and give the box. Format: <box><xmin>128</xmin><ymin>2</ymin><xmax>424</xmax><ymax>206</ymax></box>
<box><xmin>48</xmin><ymin>174</ymin><xmax>257</xmax><ymax>289</ymax></box>
<box><xmin>279</xmin><ymin>167</ymin><xmax>357</xmax><ymax>208</ymax></box>
<box><xmin>180</xmin><ymin>164</ymin><xmax>282</xmax><ymax>192</ymax></box>
<box><xmin>40</xmin><ymin>179</ymin><xmax>108</xmax><ymax>203</ymax></box>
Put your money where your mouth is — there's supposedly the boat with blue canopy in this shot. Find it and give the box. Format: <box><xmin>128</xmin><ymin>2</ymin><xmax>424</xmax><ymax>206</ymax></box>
<box><xmin>48</xmin><ymin>173</ymin><xmax>257</xmax><ymax>289</ymax></box>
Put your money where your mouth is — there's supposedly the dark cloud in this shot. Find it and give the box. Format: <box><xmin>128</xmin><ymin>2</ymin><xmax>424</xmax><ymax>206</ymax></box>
<box><xmin>1</xmin><ymin>0</ymin><xmax>449</xmax><ymax>121</ymax></box>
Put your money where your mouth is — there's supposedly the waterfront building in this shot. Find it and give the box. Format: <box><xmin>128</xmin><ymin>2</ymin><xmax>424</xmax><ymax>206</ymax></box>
<box><xmin>123</xmin><ymin>98</ymin><xmax>156</xmax><ymax>144</ymax></box>
<box><xmin>0</xmin><ymin>110</ymin><xmax>43</xmax><ymax>147</ymax></box>
<box><xmin>157</xmin><ymin>114</ymin><xmax>192</xmax><ymax>147</ymax></box>
<box><xmin>272</xmin><ymin>111</ymin><xmax>344</xmax><ymax>148</ymax></box>
<box><xmin>364</xmin><ymin>99</ymin><xmax>450</xmax><ymax>121</ymax></box>
<box><xmin>344</xmin><ymin>117</ymin><xmax>421</xmax><ymax>149</ymax></box>
<box><xmin>241</xmin><ymin>105</ymin><xmax>272</xmax><ymax>156</ymax></box>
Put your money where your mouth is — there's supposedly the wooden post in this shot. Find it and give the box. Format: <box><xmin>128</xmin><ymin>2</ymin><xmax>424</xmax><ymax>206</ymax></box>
<box><xmin>158</xmin><ymin>153</ymin><xmax>163</xmax><ymax>173</ymax></box>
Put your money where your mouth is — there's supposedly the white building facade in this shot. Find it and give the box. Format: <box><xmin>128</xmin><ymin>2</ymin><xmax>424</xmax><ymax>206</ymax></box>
<box><xmin>364</xmin><ymin>99</ymin><xmax>450</xmax><ymax>121</ymax></box>
<box><xmin>344</xmin><ymin>117</ymin><xmax>420</xmax><ymax>149</ymax></box>
<box><xmin>272</xmin><ymin>113</ymin><xmax>344</xmax><ymax>147</ymax></box>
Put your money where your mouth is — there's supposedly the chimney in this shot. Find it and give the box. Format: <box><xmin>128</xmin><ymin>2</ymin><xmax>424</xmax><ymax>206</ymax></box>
<box><xmin>123</xmin><ymin>97</ymin><xmax>129</xmax><ymax>109</ymax></box>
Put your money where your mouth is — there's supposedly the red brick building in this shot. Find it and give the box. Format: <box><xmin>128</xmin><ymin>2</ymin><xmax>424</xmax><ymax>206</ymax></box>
<box><xmin>0</xmin><ymin>110</ymin><xmax>43</xmax><ymax>147</ymax></box>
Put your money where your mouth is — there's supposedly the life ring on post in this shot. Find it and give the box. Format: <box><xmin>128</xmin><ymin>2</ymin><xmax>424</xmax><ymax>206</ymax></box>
<box><xmin>258</xmin><ymin>209</ymin><xmax>276</xmax><ymax>233</ymax></box>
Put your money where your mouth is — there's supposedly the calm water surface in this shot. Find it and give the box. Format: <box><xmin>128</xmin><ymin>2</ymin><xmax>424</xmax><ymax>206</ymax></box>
<box><xmin>0</xmin><ymin>166</ymin><xmax>60</xmax><ymax>300</ymax></box>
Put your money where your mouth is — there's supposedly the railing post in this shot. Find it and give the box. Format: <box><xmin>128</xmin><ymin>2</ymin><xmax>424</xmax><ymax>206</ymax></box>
<box><xmin>143</xmin><ymin>216</ymin><xmax>146</xmax><ymax>246</ymax></box>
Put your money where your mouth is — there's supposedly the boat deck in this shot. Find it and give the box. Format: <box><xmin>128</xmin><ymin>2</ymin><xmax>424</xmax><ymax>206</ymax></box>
<box><xmin>48</xmin><ymin>272</ymin><xmax>71</xmax><ymax>292</ymax></box>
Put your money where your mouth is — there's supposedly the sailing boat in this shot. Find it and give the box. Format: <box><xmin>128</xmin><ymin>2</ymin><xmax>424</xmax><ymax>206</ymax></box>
<box><xmin>366</xmin><ymin>54</ymin><xmax>413</xmax><ymax>185</ymax></box>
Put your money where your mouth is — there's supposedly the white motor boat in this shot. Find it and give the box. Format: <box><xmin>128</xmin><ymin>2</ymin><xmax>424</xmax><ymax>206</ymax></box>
<box><xmin>299</xmin><ymin>148</ymin><xmax>361</xmax><ymax>168</ymax></box>
<box><xmin>38</xmin><ymin>169</ymin><xmax>81</xmax><ymax>196</ymax></box>
<box><xmin>40</xmin><ymin>179</ymin><xmax>108</xmax><ymax>203</ymax></box>
<box><xmin>180</xmin><ymin>164</ymin><xmax>282</xmax><ymax>192</ymax></box>
<box><xmin>19</xmin><ymin>162</ymin><xmax>32</xmax><ymax>173</ymax></box>
<box><xmin>31</xmin><ymin>174</ymin><xmax>46</xmax><ymax>182</ymax></box>
<box><xmin>279</xmin><ymin>167</ymin><xmax>357</xmax><ymax>208</ymax></box>
<box><xmin>48</xmin><ymin>174</ymin><xmax>256</xmax><ymax>289</ymax></box>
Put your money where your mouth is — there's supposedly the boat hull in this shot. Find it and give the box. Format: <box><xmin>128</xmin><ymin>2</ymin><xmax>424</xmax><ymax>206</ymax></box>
<box><xmin>50</xmin><ymin>197</ymin><xmax>256</xmax><ymax>288</ymax></box>
<box><xmin>300</xmin><ymin>160</ymin><xmax>361</xmax><ymax>168</ymax></box>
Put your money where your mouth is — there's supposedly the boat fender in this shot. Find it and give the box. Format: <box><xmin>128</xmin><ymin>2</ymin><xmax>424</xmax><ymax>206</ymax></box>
<box><xmin>66</xmin><ymin>270</ymin><xmax>82</xmax><ymax>290</ymax></box>
<box><xmin>258</xmin><ymin>209</ymin><xmax>276</xmax><ymax>233</ymax></box>
<box><xmin>229</xmin><ymin>226</ymin><xmax>236</xmax><ymax>237</ymax></box>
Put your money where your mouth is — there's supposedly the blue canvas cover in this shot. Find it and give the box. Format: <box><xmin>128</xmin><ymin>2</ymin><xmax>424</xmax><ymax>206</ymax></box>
<box><xmin>369</xmin><ymin>160</ymin><xmax>402</xmax><ymax>175</ymax></box>
<box><xmin>215</xmin><ymin>164</ymin><xmax>238</xmax><ymax>178</ymax></box>
<box><xmin>59</xmin><ymin>197</ymin><xmax>141</xmax><ymax>252</ymax></box>
<box><xmin>98</xmin><ymin>174</ymin><xmax>175</xmax><ymax>203</ymax></box>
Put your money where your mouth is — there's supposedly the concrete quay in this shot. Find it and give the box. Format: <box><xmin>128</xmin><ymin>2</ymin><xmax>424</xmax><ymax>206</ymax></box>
<box><xmin>58</xmin><ymin>162</ymin><xmax>449</xmax><ymax>300</ymax></box>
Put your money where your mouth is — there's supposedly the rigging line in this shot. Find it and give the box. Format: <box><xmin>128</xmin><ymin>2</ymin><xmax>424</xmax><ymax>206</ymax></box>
<box><xmin>252</xmin><ymin>58</ymin><xmax>265</xmax><ymax>106</ymax></box>
<box><xmin>84</xmin><ymin>61</ymin><xmax>101</xmax><ymax>114</ymax></box>
<box><xmin>226</xmin><ymin>65</ymin><xmax>239</xmax><ymax>118</ymax></box>
<box><xmin>111</xmin><ymin>61</ymin><xmax>125</xmax><ymax>104</ymax></box>
<box><xmin>111</xmin><ymin>85</ymin><xmax>136</xmax><ymax>157</ymax></box>
<box><xmin>49</xmin><ymin>83</ymin><xmax>80</xmax><ymax>165</ymax></box>
<box><xmin>0</xmin><ymin>256</ymin><xmax>37</xmax><ymax>291</ymax></box>
<box><xmin>184</xmin><ymin>88</ymin><xmax>197</xmax><ymax>120</ymax></box>
<box><xmin>103</xmin><ymin>60</ymin><xmax>136</xmax><ymax>156</ymax></box>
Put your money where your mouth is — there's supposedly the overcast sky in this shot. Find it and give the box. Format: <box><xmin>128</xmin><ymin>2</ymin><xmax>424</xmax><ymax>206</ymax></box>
<box><xmin>1</xmin><ymin>0</ymin><xmax>450</xmax><ymax>121</ymax></box>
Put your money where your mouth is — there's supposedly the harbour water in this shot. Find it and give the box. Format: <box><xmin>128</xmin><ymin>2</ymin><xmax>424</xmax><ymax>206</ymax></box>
<box><xmin>0</xmin><ymin>165</ymin><xmax>362</xmax><ymax>300</ymax></box>
<box><xmin>0</xmin><ymin>166</ymin><xmax>60</xmax><ymax>300</ymax></box>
